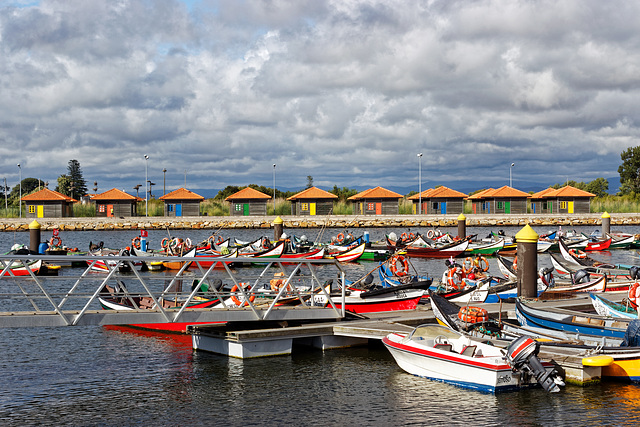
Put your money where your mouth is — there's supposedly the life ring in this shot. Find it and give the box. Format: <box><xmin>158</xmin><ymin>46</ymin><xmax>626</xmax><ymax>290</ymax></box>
<box><xmin>447</xmin><ymin>268</ymin><xmax>465</xmax><ymax>290</ymax></box>
<box><xmin>131</xmin><ymin>237</ymin><xmax>141</xmax><ymax>249</ymax></box>
<box><xmin>512</xmin><ymin>256</ymin><xmax>518</xmax><ymax>271</ymax></box>
<box><xmin>270</xmin><ymin>278</ymin><xmax>292</xmax><ymax>293</ymax></box>
<box><xmin>184</xmin><ymin>238</ymin><xmax>192</xmax><ymax>248</ymax></box>
<box><xmin>49</xmin><ymin>236</ymin><xmax>62</xmax><ymax>247</ymax></box>
<box><xmin>475</xmin><ymin>256</ymin><xmax>489</xmax><ymax>272</ymax></box>
<box><xmin>336</xmin><ymin>233</ymin><xmax>345</xmax><ymax>243</ymax></box>
<box><xmin>457</xmin><ymin>306</ymin><xmax>489</xmax><ymax>323</ymax></box>
<box><xmin>390</xmin><ymin>255</ymin><xmax>409</xmax><ymax>277</ymax></box>
<box><xmin>230</xmin><ymin>283</ymin><xmax>256</xmax><ymax>307</ymax></box>
<box><xmin>426</xmin><ymin>230</ymin><xmax>435</xmax><ymax>239</ymax></box>
<box><xmin>161</xmin><ymin>237</ymin><xmax>170</xmax><ymax>249</ymax></box>
<box><xmin>216</xmin><ymin>236</ymin><xmax>224</xmax><ymax>245</ymax></box>
<box><xmin>463</xmin><ymin>257</ymin><xmax>474</xmax><ymax>275</ymax></box>
<box><xmin>628</xmin><ymin>282</ymin><xmax>640</xmax><ymax>309</ymax></box>
<box><xmin>569</xmin><ymin>249</ymin><xmax>587</xmax><ymax>259</ymax></box>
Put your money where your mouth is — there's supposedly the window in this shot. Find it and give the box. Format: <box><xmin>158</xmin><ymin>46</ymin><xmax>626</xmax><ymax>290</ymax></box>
<box><xmin>560</xmin><ymin>201</ymin><xmax>567</xmax><ymax>209</ymax></box>
<box><xmin>301</xmin><ymin>203</ymin><xmax>309</xmax><ymax>211</ymax></box>
<box><xmin>98</xmin><ymin>205</ymin><xmax>105</xmax><ymax>213</ymax></box>
<box><xmin>29</xmin><ymin>205</ymin><xmax>35</xmax><ymax>213</ymax></box>
<box><xmin>497</xmin><ymin>201</ymin><xmax>504</xmax><ymax>209</ymax></box>
<box><xmin>168</xmin><ymin>204</ymin><xmax>174</xmax><ymax>212</ymax></box>
<box><xmin>235</xmin><ymin>203</ymin><xmax>242</xmax><ymax>211</ymax></box>
<box><xmin>432</xmin><ymin>202</ymin><xmax>439</xmax><ymax>210</ymax></box>
<box><xmin>542</xmin><ymin>201</ymin><xmax>548</xmax><ymax>210</ymax></box>
<box><xmin>367</xmin><ymin>203</ymin><xmax>374</xmax><ymax>211</ymax></box>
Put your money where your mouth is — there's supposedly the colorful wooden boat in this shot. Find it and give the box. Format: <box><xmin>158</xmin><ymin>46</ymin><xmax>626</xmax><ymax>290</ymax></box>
<box><xmin>585</xmin><ymin>237</ymin><xmax>612</xmax><ymax>251</ymax></box>
<box><xmin>311</xmin><ymin>285</ymin><xmax>425</xmax><ymax>313</ymax></box>
<box><xmin>327</xmin><ymin>242</ymin><xmax>366</xmax><ymax>263</ymax></box>
<box><xmin>590</xmin><ymin>293</ymin><xmax>638</xmax><ymax>319</ymax></box>
<box><xmin>0</xmin><ymin>259</ymin><xmax>42</xmax><ymax>276</ymax></box>
<box><xmin>465</xmin><ymin>238</ymin><xmax>505</xmax><ymax>256</ymax></box>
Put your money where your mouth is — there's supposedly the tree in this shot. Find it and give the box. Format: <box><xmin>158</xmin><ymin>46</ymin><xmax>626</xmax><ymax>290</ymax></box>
<box><xmin>306</xmin><ymin>175</ymin><xmax>313</xmax><ymax>189</ymax></box>
<box><xmin>618</xmin><ymin>146</ymin><xmax>640</xmax><ymax>195</ymax></box>
<box><xmin>8</xmin><ymin>178</ymin><xmax>43</xmax><ymax>206</ymax></box>
<box><xmin>67</xmin><ymin>159</ymin><xmax>87</xmax><ymax>198</ymax></box>
<box><xmin>330</xmin><ymin>185</ymin><xmax>358</xmax><ymax>202</ymax></box>
<box><xmin>585</xmin><ymin>178</ymin><xmax>609</xmax><ymax>198</ymax></box>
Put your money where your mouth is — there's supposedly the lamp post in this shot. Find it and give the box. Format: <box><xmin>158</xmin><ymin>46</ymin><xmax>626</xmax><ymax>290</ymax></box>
<box><xmin>417</xmin><ymin>153</ymin><xmax>423</xmax><ymax>215</ymax></box>
<box><xmin>510</xmin><ymin>163</ymin><xmax>515</xmax><ymax>187</ymax></box>
<box><xmin>184</xmin><ymin>169</ymin><xmax>187</xmax><ymax>188</ymax></box>
<box><xmin>4</xmin><ymin>178</ymin><xmax>7</xmax><ymax>212</ymax></box>
<box><xmin>17</xmin><ymin>163</ymin><xmax>21</xmax><ymax>218</ymax></box>
<box><xmin>144</xmin><ymin>155</ymin><xmax>149</xmax><ymax>216</ymax></box>
<box><xmin>273</xmin><ymin>164</ymin><xmax>276</xmax><ymax>213</ymax></box>
<box><xmin>162</xmin><ymin>168</ymin><xmax>167</xmax><ymax>196</ymax></box>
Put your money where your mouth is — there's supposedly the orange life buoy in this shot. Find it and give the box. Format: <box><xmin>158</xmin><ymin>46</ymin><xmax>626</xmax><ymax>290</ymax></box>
<box><xmin>49</xmin><ymin>236</ymin><xmax>62</xmax><ymax>247</ymax></box>
<box><xmin>570</xmin><ymin>249</ymin><xmax>587</xmax><ymax>259</ymax></box>
<box><xmin>512</xmin><ymin>256</ymin><xmax>518</xmax><ymax>271</ymax></box>
<box><xmin>426</xmin><ymin>230</ymin><xmax>435</xmax><ymax>239</ymax></box>
<box><xmin>230</xmin><ymin>283</ymin><xmax>256</xmax><ymax>307</ymax></box>
<box><xmin>336</xmin><ymin>233</ymin><xmax>345</xmax><ymax>243</ymax></box>
<box><xmin>628</xmin><ymin>282</ymin><xmax>640</xmax><ymax>309</ymax></box>
<box><xmin>270</xmin><ymin>278</ymin><xmax>292</xmax><ymax>293</ymax></box>
<box><xmin>131</xmin><ymin>237</ymin><xmax>141</xmax><ymax>249</ymax></box>
<box><xmin>476</xmin><ymin>256</ymin><xmax>489</xmax><ymax>272</ymax></box>
<box><xmin>216</xmin><ymin>236</ymin><xmax>224</xmax><ymax>245</ymax></box>
<box><xmin>447</xmin><ymin>268</ymin><xmax>465</xmax><ymax>290</ymax></box>
<box><xmin>390</xmin><ymin>255</ymin><xmax>409</xmax><ymax>277</ymax></box>
<box><xmin>161</xmin><ymin>237</ymin><xmax>170</xmax><ymax>249</ymax></box>
<box><xmin>457</xmin><ymin>306</ymin><xmax>489</xmax><ymax>323</ymax></box>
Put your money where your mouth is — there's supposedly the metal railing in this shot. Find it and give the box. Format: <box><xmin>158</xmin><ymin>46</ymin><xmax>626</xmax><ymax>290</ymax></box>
<box><xmin>0</xmin><ymin>253</ymin><xmax>348</xmax><ymax>328</ymax></box>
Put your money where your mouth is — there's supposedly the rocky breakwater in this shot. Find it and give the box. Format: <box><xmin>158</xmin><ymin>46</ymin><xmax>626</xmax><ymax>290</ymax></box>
<box><xmin>0</xmin><ymin>213</ymin><xmax>639</xmax><ymax>232</ymax></box>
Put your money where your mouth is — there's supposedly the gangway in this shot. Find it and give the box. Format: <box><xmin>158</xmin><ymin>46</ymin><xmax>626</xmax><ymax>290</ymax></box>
<box><xmin>0</xmin><ymin>253</ymin><xmax>348</xmax><ymax>328</ymax></box>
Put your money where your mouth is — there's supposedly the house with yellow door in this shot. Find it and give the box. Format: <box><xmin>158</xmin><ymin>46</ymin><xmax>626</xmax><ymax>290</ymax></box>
<box><xmin>529</xmin><ymin>185</ymin><xmax>594</xmax><ymax>214</ymax></box>
<box><xmin>22</xmin><ymin>188</ymin><xmax>76</xmax><ymax>218</ymax></box>
<box><xmin>287</xmin><ymin>186</ymin><xmax>337</xmax><ymax>216</ymax></box>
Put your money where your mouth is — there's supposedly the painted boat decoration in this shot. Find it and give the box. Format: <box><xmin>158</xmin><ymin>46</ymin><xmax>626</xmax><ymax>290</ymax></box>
<box><xmin>0</xmin><ymin>259</ymin><xmax>42</xmax><ymax>276</ymax></box>
<box><xmin>383</xmin><ymin>324</ymin><xmax>562</xmax><ymax>393</ymax></box>
<box><xmin>327</xmin><ymin>242</ymin><xmax>366</xmax><ymax>263</ymax></box>
<box><xmin>311</xmin><ymin>285</ymin><xmax>425</xmax><ymax>314</ymax></box>
<box><xmin>465</xmin><ymin>238</ymin><xmax>505</xmax><ymax>256</ymax></box>
<box><xmin>585</xmin><ymin>237</ymin><xmax>612</xmax><ymax>251</ymax></box>
<box><xmin>590</xmin><ymin>293</ymin><xmax>638</xmax><ymax>319</ymax></box>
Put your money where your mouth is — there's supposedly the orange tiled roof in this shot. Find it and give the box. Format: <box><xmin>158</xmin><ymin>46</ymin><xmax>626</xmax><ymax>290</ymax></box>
<box><xmin>467</xmin><ymin>188</ymin><xmax>495</xmax><ymax>200</ymax></box>
<box><xmin>21</xmin><ymin>188</ymin><xmax>77</xmax><ymax>202</ymax></box>
<box><xmin>482</xmin><ymin>185</ymin><xmax>530</xmax><ymax>198</ymax></box>
<box><xmin>91</xmin><ymin>188</ymin><xmax>141</xmax><ymax>201</ymax></box>
<box><xmin>225</xmin><ymin>187</ymin><xmax>272</xmax><ymax>201</ymax></box>
<box><xmin>347</xmin><ymin>186</ymin><xmax>403</xmax><ymax>200</ymax></box>
<box><xmin>407</xmin><ymin>189</ymin><xmax>434</xmax><ymax>200</ymax></box>
<box><xmin>287</xmin><ymin>186</ymin><xmax>338</xmax><ymax>201</ymax></box>
<box><xmin>408</xmin><ymin>186</ymin><xmax>467</xmax><ymax>200</ymax></box>
<box><xmin>159</xmin><ymin>188</ymin><xmax>205</xmax><ymax>201</ymax></box>
<box><xmin>529</xmin><ymin>187</ymin><xmax>557</xmax><ymax>199</ymax></box>
<box><xmin>545</xmin><ymin>185</ymin><xmax>596</xmax><ymax>198</ymax></box>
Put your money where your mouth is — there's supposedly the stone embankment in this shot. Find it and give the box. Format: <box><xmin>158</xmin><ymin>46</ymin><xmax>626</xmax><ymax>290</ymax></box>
<box><xmin>1</xmin><ymin>213</ymin><xmax>639</xmax><ymax>232</ymax></box>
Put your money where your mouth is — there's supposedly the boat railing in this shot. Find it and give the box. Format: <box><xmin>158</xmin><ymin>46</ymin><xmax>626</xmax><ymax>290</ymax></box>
<box><xmin>0</xmin><ymin>254</ymin><xmax>348</xmax><ymax>328</ymax></box>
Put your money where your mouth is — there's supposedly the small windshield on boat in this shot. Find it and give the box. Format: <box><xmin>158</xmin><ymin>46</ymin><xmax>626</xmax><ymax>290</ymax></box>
<box><xmin>409</xmin><ymin>324</ymin><xmax>461</xmax><ymax>341</ymax></box>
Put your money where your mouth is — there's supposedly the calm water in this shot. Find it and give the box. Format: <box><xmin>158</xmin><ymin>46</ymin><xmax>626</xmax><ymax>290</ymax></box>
<box><xmin>1</xmin><ymin>224</ymin><xmax>640</xmax><ymax>426</ymax></box>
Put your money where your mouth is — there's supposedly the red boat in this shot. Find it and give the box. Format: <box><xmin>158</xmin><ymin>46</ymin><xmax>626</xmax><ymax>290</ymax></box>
<box><xmin>311</xmin><ymin>285</ymin><xmax>425</xmax><ymax>314</ymax></box>
<box><xmin>0</xmin><ymin>260</ymin><xmax>42</xmax><ymax>276</ymax></box>
<box><xmin>585</xmin><ymin>237</ymin><xmax>612</xmax><ymax>251</ymax></box>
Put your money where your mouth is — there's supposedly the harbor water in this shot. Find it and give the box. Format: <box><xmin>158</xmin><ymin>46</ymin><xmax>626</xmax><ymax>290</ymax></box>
<box><xmin>1</xmin><ymin>224</ymin><xmax>640</xmax><ymax>426</ymax></box>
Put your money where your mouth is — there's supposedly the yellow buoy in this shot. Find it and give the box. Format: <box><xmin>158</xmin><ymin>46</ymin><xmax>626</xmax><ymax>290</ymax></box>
<box><xmin>582</xmin><ymin>355</ymin><xmax>614</xmax><ymax>367</ymax></box>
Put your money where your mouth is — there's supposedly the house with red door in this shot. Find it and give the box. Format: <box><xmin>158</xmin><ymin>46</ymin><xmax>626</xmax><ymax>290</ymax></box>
<box><xmin>348</xmin><ymin>186</ymin><xmax>403</xmax><ymax>215</ymax></box>
<box><xmin>407</xmin><ymin>186</ymin><xmax>467</xmax><ymax>214</ymax></box>
<box><xmin>91</xmin><ymin>188</ymin><xmax>141</xmax><ymax>218</ymax></box>
<box><xmin>529</xmin><ymin>185</ymin><xmax>595</xmax><ymax>214</ymax></box>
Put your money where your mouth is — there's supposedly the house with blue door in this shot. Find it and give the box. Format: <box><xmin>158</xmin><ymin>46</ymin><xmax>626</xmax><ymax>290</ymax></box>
<box><xmin>159</xmin><ymin>188</ymin><xmax>204</xmax><ymax>217</ymax></box>
<box><xmin>225</xmin><ymin>187</ymin><xmax>271</xmax><ymax>216</ymax></box>
<box><xmin>468</xmin><ymin>186</ymin><xmax>529</xmax><ymax>214</ymax></box>
<box><xmin>408</xmin><ymin>186</ymin><xmax>467</xmax><ymax>214</ymax></box>
<box><xmin>529</xmin><ymin>185</ymin><xmax>594</xmax><ymax>214</ymax></box>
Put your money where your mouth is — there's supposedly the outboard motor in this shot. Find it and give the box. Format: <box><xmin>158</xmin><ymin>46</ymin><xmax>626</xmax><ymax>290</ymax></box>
<box><xmin>630</xmin><ymin>266</ymin><xmax>640</xmax><ymax>281</ymax></box>
<box><xmin>506</xmin><ymin>336</ymin><xmax>564</xmax><ymax>393</ymax></box>
<box><xmin>539</xmin><ymin>267</ymin><xmax>555</xmax><ymax>287</ymax></box>
<box><xmin>573</xmin><ymin>269</ymin><xmax>590</xmax><ymax>284</ymax></box>
<box><xmin>621</xmin><ymin>319</ymin><xmax>640</xmax><ymax>347</ymax></box>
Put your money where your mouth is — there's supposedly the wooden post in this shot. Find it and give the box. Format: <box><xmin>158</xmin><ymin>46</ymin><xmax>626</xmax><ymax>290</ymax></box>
<box><xmin>515</xmin><ymin>224</ymin><xmax>539</xmax><ymax>298</ymax></box>
<box><xmin>274</xmin><ymin>216</ymin><xmax>283</xmax><ymax>241</ymax></box>
<box><xmin>601</xmin><ymin>211</ymin><xmax>610</xmax><ymax>236</ymax></box>
<box><xmin>457</xmin><ymin>213</ymin><xmax>466</xmax><ymax>239</ymax></box>
<box><xmin>29</xmin><ymin>220</ymin><xmax>41</xmax><ymax>254</ymax></box>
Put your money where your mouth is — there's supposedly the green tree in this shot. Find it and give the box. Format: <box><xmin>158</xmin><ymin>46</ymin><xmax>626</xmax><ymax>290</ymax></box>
<box><xmin>306</xmin><ymin>175</ymin><xmax>313</xmax><ymax>189</ymax></box>
<box><xmin>56</xmin><ymin>160</ymin><xmax>87</xmax><ymax>199</ymax></box>
<box><xmin>618</xmin><ymin>146</ymin><xmax>640</xmax><ymax>195</ymax></box>
<box><xmin>8</xmin><ymin>178</ymin><xmax>43</xmax><ymax>206</ymax></box>
<box><xmin>585</xmin><ymin>177</ymin><xmax>609</xmax><ymax>198</ymax></box>
<box><xmin>330</xmin><ymin>185</ymin><xmax>358</xmax><ymax>202</ymax></box>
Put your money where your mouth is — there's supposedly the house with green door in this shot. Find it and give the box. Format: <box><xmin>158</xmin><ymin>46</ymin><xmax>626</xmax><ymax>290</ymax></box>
<box><xmin>468</xmin><ymin>186</ymin><xmax>529</xmax><ymax>215</ymax></box>
<box><xmin>160</xmin><ymin>188</ymin><xmax>204</xmax><ymax>217</ymax></box>
<box><xmin>407</xmin><ymin>186</ymin><xmax>467</xmax><ymax>214</ymax></box>
<box><xmin>287</xmin><ymin>186</ymin><xmax>337</xmax><ymax>216</ymax></box>
<box><xmin>225</xmin><ymin>187</ymin><xmax>271</xmax><ymax>216</ymax></box>
<box><xmin>529</xmin><ymin>185</ymin><xmax>594</xmax><ymax>214</ymax></box>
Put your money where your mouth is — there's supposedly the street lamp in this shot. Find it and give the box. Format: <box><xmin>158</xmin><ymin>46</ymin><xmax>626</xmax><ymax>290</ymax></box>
<box><xmin>510</xmin><ymin>162</ymin><xmax>515</xmax><ymax>187</ymax></box>
<box><xmin>17</xmin><ymin>163</ymin><xmax>21</xmax><ymax>218</ymax></box>
<box><xmin>144</xmin><ymin>155</ymin><xmax>149</xmax><ymax>216</ymax></box>
<box><xmin>273</xmin><ymin>164</ymin><xmax>276</xmax><ymax>213</ymax></box>
<box><xmin>417</xmin><ymin>153</ymin><xmax>423</xmax><ymax>215</ymax></box>
<box><xmin>162</xmin><ymin>168</ymin><xmax>167</xmax><ymax>196</ymax></box>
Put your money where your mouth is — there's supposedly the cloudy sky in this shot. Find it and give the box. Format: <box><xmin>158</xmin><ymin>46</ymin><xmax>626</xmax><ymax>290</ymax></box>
<box><xmin>1</xmin><ymin>0</ymin><xmax>639</xmax><ymax>197</ymax></box>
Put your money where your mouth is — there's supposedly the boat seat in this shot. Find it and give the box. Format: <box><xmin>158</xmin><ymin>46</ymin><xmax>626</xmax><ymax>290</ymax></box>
<box><xmin>460</xmin><ymin>345</ymin><xmax>477</xmax><ymax>357</ymax></box>
<box><xmin>433</xmin><ymin>343</ymin><xmax>453</xmax><ymax>352</ymax></box>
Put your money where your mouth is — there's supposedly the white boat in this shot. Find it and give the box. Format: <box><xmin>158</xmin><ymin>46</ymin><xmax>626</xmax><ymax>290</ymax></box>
<box><xmin>383</xmin><ymin>323</ymin><xmax>562</xmax><ymax>393</ymax></box>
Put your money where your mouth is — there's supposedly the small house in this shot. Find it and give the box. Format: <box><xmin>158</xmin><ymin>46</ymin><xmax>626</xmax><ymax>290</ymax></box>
<box><xmin>348</xmin><ymin>186</ymin><xmax>403</xmax><ymax>215</ymax></box>
<box><xmin>92</xmin><ymin>188</ymin><xmax>141</xmax><ymax>218</ymax></box>
<box><xmin>530</xmin><ymin>186</ymin><xmax>595</xmax><ymax>214</ymax></box>
<box><xmin>159</xmin><ymin>188</ymin><xmax>205</xmax><ymax>217</ymax></box>
<box><xmin>467</xmin><ymin>186</ymin><xmax>529</xmax><ymax>214</ymax></box>
<box><xmin>21</xmin><ymin>188</ymin><xmax>76</xmax><ymax>218</ymax></box>
<box><xmin>225</xmin><ymin>187</ymin><xmax>272</xmax><ymax>216</ymax></box>
<box><xmin>287</xmin><ymin>187</ymin><xmax>337</xmax><ymax>216</ymax></box>
<box><xmin>408</xmin><ymin>186</ymin><xmax>467</xmax><ymax>214</ymax></box>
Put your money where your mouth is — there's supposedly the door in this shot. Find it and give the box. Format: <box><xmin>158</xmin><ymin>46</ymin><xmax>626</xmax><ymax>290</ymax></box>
<box><xmin>375</xmin><ymin>203</ymin><xmax>382</xmax><ymax>215</ymax></box>
<box><xmin>176</xmin><ymin>204</ymin><xmax>182</xmax><ymax>217</ymax></box>
<box><xmin>37</xmin><ymin>205</ymin><xmax>44</xmax><ymax>218</ymax></box>
<box><xmin>440</xmin><ymin>202</ymin><xmax>447</xmax><ymax>214</ymax></box>
<box><xmin>531</xmin><ymin>203</ymin><xmax>536</xmax><ymax>213</ymax></box>
<box><xmin>243</xmin><ymin>203</ymin><xmax>249</xmax><ymax>216</ymax></box>
<box><xmin>568</xmin><ymin>201</ymin><xmax>574</xmax><ymax>214</ymax></box>
<box><xmin>107</xmin><ymin>204</ymin><xmax>114</xmax><ymax>217</ymax></box>
<box><xmin>310</xmin><ymin>202</ymin><xmax>316</xmax><ymax>216</ymax></box>
<box><xmin>505</xmin><ymin>201</ymin><xmax>511</xmax><ymax>214</ymax></box>
<box><xmin>548</xmin><ymin>201</ymin><xmax>553</xmax><ymax>213</ymax></box>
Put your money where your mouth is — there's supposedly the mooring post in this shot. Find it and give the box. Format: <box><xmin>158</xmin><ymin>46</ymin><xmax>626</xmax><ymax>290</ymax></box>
<box><xmin>29</xmin><ymin>220</ymin><xmax>41</xmax><ymax>254</ymax></box>
<box><xmin>274</xmin><ymin>216</ymin><xmax>283</xmax><ymax>241</ymax></box>
<box><xmin>601</xmin><ymin>211</ymin><xmax>610</xmax><ymax>236</ymax></box>
<box><xmin>515</xmin><ymin>224</ymin><xmax>539</xmax><ymax>298</ymax></box>
<box><xmin>457</xmin><ymin>213</ymin><xmax>466</xmax><ymax>239</ymax></box>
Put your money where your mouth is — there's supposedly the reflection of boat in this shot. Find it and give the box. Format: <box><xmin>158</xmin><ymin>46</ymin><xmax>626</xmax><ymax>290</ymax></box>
<box><xmin>383</xmin><ymin>323</ymin><xmax>562</xmax><ymax>393</ymax></box>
